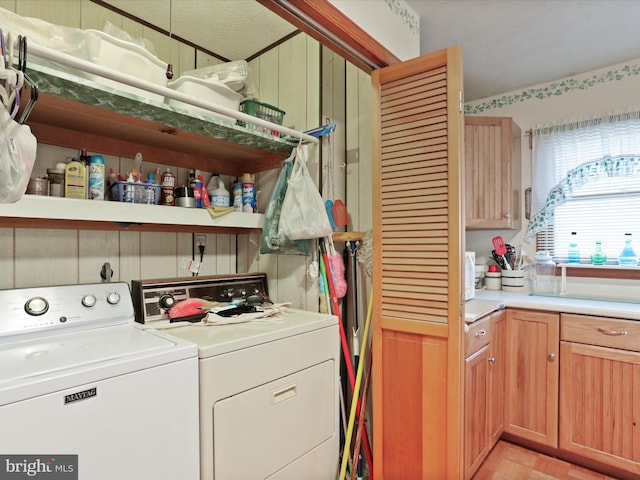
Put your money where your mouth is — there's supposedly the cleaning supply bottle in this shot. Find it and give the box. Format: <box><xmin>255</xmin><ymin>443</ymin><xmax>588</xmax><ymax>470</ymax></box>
<box><xmin>189</xmin><ymin>170</ymin><xmax>203</xmax><ymax>208</ymax></box>
<box><xmin>64</xmin><ymin>157</ymin><xmax>86</xmax><ymax>199</ymax></box>
<box><xmin>89</xmin><ymin>154</ymin><xmax>105</xmax><ymax>200</ymax></box>
<box><xmin>590</xmin><ymin>240</ymin><xmax>607</xmax><ymax>265</ymax></box>
<box><xmin>207</xmin><ymin>173</ymin><xmax>230</xmax><ymax>207</ymax></box>
<box><xmin>617</xmin><ymin>233</ymin><xmax>638</xmax><ymax>266</ymax></box>
<box><xmin>241</xmin><ymin>172</ymin><xmax>255</xmax><ymax>213</ymax></box>
<box><xmin>232</xmin><ymin>180</ymin><xmax>242</xmax><ymax>212</ymax></box>
<box><xmin>567</xmin><ymin>231</ymin><xmax>580</xmax><ymax>264</ymax></box>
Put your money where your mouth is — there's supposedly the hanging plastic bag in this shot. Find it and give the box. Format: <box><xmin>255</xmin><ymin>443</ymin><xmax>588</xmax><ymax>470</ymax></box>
<box><xmin>260</xmin><ymin>150</ymin><xmax>310</xmax><ymax>255</ymax></box>
<box><xmin>0</xmin><ymin>106</ymin><xmax>37</xmax><ymax>203</ymax></box>
<box><xmin>279</xmin><ymin>143</ymin><xmax>333</xmax><ymax>240</ymax></box>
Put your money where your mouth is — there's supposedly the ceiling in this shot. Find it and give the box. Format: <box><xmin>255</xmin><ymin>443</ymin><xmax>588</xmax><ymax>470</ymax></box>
<box><xmin>103</xmin><ymin>0</ymin><xmax>640</xmax><ymax>102</ymax></box>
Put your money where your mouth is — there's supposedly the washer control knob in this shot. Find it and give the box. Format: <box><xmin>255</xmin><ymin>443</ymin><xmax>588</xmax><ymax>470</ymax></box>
<box><xmin>107</xmin><ymin>292</ymin><xmax>121</xmax><ymax>305</ymax></box>
<box><xmin>25</xmin><ymin>296</ymin><xmax>49</xmax><ymax>316</ymax></box>
<box><xmin>82</xmin><ymin>294</ymin><xmax>97</xmax><ymax>308</ymax></box>
<box><xmin>159</xmin><ymin>294</ymin><xmax>176</xmax><ymax>310</ymax></box>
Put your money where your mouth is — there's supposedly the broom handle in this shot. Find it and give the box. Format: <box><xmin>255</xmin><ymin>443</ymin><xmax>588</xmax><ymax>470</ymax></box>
<box><xmin>320</xmin><ymin>242</ymin><xmax>374</xmax><ymax>479</ymax></box>
<box><xmin>350</xmin><ymin>351</ymin><xmax>373</xmax><ymax>480</ymax></box>
<box><xmin>339</xmin><ymin>291</ymin><xmax>374</xmax><ymax>480</ymax></box>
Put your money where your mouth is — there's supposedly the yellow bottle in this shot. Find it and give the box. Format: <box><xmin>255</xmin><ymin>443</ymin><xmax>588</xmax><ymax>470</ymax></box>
<box><xmin>64</xmin><ymin>158</ymin><xmax>87</xmax><ymax>199</ymax></box>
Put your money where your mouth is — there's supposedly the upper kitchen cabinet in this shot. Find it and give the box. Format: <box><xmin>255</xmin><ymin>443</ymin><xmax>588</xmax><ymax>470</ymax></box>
<box><xmin>464</xmin><ymin>116</ymin><xmax>521</xmax><ymax>229</ymax></box>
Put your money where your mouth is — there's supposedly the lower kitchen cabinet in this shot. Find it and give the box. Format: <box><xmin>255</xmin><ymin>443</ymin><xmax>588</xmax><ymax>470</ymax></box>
<box><xmin>488</xmin><ymin>311</ymin><xmax>506</xmax><ymax>446</ymax></box>
<box><xmin>505</xmin><ymin>309</ymin><xmax>559</xmax><ymax>447</ymax></box>
<box><xmin>559</xmin><ymin>313</ymin><xmax>640</xmax><ymax>476</ymax></box>
<box><xmin>464</xmin><ymin>310</ymin><xmax>506</xmax><ymax>480</ymax></box>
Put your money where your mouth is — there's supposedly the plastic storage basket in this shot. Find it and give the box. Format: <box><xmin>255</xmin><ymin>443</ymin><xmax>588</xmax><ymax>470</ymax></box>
<box><xmin>110</xmin><ymin>181</ymin><xmax>160</xmax><ymax>204</ymax></box>
<box><xmin>239</xmin><ymin>100</ymin><xmax>285</xmax><ymax>137</ymax></box>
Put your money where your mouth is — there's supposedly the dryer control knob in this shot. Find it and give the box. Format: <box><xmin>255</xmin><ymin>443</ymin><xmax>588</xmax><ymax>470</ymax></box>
<box><xmin>159</xmin><ymin>294</ymin><xmax>176</xmax><ymax>310</ymax></box>
<box><xmin>82</xmin><ymin>294</ymin><xmax>97</xmax><ymax>308</ymax></box>
<box><xmin>107</xmin><ymin>292</ymin><xmax>121</xmax><ymax>305</ymax></box>
<box><xmin>25</xmin><ymin>296</ymin><xmax>49</xmax><ymax>316</ymax></box>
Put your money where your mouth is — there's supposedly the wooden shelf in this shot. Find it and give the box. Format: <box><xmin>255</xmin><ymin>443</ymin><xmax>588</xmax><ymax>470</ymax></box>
<box><xmin>24</xmin><ymin>65</ymin><xmax>298</xmax><ymax>177</ymax></box>
<box><xmin>0</xmin><ymin>195</ymin><xmax>264</xmax><ymax>234</ymax></box>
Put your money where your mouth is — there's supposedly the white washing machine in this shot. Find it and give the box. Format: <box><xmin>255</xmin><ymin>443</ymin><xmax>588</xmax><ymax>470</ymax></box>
<box><xmin>0</xmin><ymin>282</ymin><xmax>200</xmax><ymax>480</ymax></box>
<box><xmin>133</xmin><ymin>274</ymin><xmax>340</xmax><ymax>480</ymax></box>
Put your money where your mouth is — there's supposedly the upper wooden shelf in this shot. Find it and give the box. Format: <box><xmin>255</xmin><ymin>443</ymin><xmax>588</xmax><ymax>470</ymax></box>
<box><xmin>23</xmin><ymin>64</ymin><xmax>299</xmax><ymax>177</ymax></box>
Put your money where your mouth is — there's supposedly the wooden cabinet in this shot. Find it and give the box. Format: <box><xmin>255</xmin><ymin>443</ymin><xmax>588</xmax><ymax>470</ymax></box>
<box><xmin>505</xmin><ymin>309</ymin><xmax>559</xmax><ymax>447</ymax></box>
<box><xmin>559</xmin><ymin>313</ymin><xmax>640</xmax><ymax>475</ymax></box>
<box><xmin>464</xmin><ymin>310</ymin><xmax>505</xmax><ymax>480</ymax></box>
<box><xmin>465</xmin><ymin>344</ymin><xmax>490</xmax><ymax>479</ymax></box>
<box><xmin>488</xmin><ymin>310</ymin><xmax>506</xmax><ymax>446</ymax></box>
<box><xmin>464</xmin><ymin>116</ymin><xmax>521</xmax><ymax>229</ymax></box>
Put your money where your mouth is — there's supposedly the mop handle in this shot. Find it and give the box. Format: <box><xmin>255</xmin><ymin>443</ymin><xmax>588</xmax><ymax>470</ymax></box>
<box><xmin>339</xmin><ymin>292</ymin><xmax>374</xmax><ymax>480</ymax></box>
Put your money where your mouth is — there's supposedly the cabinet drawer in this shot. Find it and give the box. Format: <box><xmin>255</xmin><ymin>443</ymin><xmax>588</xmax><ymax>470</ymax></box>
<box><xmin>561</xmin><ymin>313</ymin><xmax>640</xmax><ymax>352</ymax></box>
<box><xmin>466</xmin><ymin>316</ymin><xmax>491</xmax><ymax>357</ymax></box>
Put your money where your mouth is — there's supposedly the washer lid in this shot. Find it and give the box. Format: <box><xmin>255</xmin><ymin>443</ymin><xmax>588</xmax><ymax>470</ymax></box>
<box><xmin>0</xmin><ymin>324</ymin><xmax>196</xmax><ymax>403</ymax></box>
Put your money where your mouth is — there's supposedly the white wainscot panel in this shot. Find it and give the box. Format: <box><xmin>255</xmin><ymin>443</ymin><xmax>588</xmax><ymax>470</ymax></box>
<box><xmin>78</xmin><ymin>230</ymin><xmax>119</xmax><ymax>283</ymax></box>
<box><xmin>0</xmin><ymin>228</ymin><xmax>14</xmax><ymax>289</ymax></box>
<box><xmin>15</xmin><ymin>229</ymin><xmax>78</xmax><ymax>287</ymax></box>
<box><xmin>119</xmin><ymin>230</ymin><xmax>140</xmax><ymax>285</ymax></box>
<box><xmin>140</xmin><ymin>232</ymin><xmax>178</xmax><ymax>280</ymax></box>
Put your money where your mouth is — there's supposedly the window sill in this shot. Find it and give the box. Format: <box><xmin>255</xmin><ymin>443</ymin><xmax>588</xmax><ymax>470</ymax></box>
<box><xmin>556</xmin><ymin>263</ymin><xmax>640</xmax><ymax>281</ymax></box>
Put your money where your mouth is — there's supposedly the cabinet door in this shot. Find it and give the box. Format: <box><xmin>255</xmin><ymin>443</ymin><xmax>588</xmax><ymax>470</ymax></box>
<box><xmin>465</xmin><ymin>344</ymin><xmax>491</xmax><ymax>480</ymax></box>
<box><xmin>559</xmin><ymin>341</ymin><xmax>640</xmax><ymax>475</ymax></box>
<box><xmin>372</xmin><ymin>46</ymin><xmax>465</xmax><ymax>479</ymax></box>
<box><xmin>489</xmin><ymin>310</ymin><xmax>506</xmax><ymax>446</ymax></box>
<box><xmin>505</xmin><ymin>309</ymin><xmax>559</xmax><ymax>447</ymax></box>
<box><xmin>464</xmin><ymin>116</ymin><xmax>521</xmax><ymax>229</ymax></box>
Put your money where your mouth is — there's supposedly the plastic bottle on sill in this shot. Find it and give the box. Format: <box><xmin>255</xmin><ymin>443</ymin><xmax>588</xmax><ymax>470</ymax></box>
<box><xmin>617</xmin><ymin>233</ymin><xmax>638</xmax><ymax>266</ymax></box>
<box><xmin>567</xmin><ymin>231</ymin><xmax>580</xmax><ymax>264</ymax></box>
<box><xmin>590</xmin><ymin>240</ymin><xmax>607</xmax><ymax>266</ymax></box>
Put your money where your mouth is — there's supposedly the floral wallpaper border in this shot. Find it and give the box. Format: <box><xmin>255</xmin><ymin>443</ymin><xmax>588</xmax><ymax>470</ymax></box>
<box><xmin>383</xmin><ymin>0</ymin><xmax>419</xmax><ymax>35</ymax></box>
<box><xmin>465</xmin><ymin>63</ymin><xmax>640</xmax><ymax>115</ymax></box>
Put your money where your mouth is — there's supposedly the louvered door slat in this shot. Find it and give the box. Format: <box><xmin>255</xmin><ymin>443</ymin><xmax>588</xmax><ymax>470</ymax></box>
<box><xmin>375</xmin><ymin>51</ymin><xmax>461</xmax><ymax>324</ymax></box>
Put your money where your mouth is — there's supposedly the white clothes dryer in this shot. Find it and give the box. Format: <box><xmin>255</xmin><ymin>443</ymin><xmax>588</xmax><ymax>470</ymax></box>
<box><xmin>133</xmin><ymin>274</ymin><xmax>340</xmax><ymax>480</ymax></box>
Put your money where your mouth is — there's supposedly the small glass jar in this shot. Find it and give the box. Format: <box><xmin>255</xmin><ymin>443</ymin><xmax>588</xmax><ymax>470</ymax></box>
<box><xmin>533</xmin><ymin>251</ymin><xmax>556</xmax><ymax>294</ymax></box>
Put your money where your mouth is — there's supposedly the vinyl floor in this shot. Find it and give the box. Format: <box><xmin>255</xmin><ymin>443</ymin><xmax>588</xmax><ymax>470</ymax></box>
<box><xmin>472</xmin><ymin>441</ymin><xmax>619</xmax><ymax>480</ymax></box>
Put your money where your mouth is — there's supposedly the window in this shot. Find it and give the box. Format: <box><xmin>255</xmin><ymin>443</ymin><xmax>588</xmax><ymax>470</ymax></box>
<box><xmin>536</xmin><ymin>175</ymin><xmax>640</xmax><ymax>263</ymax></box>
<box><xmin>528</xmin><ymin>111</ymin><xmax>640</xmax><ymax>265</ymax></box>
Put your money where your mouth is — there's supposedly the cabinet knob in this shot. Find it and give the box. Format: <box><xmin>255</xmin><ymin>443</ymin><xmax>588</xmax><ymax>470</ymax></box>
<box><xmin>548</xmin><ymin>353</ymin><xmax>556</xmax><ymax>360</ymax></box>
<box><xmin>475</xmin><ymin>329</ymin><xmax>487</xmax><ymax>337</ymax></box>
<box><xmin>504</xmin><ymin>212</ymin><xmax>511</xmax><ymax>220</ymax></box>
<box><xmin>488</xmin><ymin>357</ymin><xmax>496</xmax><ymax>363</ymax></box>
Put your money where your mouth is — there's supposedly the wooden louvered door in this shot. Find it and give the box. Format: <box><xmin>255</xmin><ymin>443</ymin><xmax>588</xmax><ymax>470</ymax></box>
<box><xmin>371</xmin><ymin>47</ymin><xmax>465</xmax><ymax>479</ymax></box>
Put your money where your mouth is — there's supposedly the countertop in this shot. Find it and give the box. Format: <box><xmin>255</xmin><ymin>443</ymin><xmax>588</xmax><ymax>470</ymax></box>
<box><xmin>465</xmin><ymin>289</ymin><xmax>640</xmax><ymax>323</ymax></box>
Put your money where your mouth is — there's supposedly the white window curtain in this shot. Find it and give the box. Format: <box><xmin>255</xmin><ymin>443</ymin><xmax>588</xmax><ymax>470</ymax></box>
<box><xmin>526</xmin><ymin>110</ymin><xmax>640</xmax><ymax>241</ymax></box>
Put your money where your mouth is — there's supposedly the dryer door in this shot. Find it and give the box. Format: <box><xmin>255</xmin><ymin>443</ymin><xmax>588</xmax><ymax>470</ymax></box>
<box><xmin>213</xmin><ymin>359</ymin><xmax>336</xmax><ymax>479</ymax></box>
